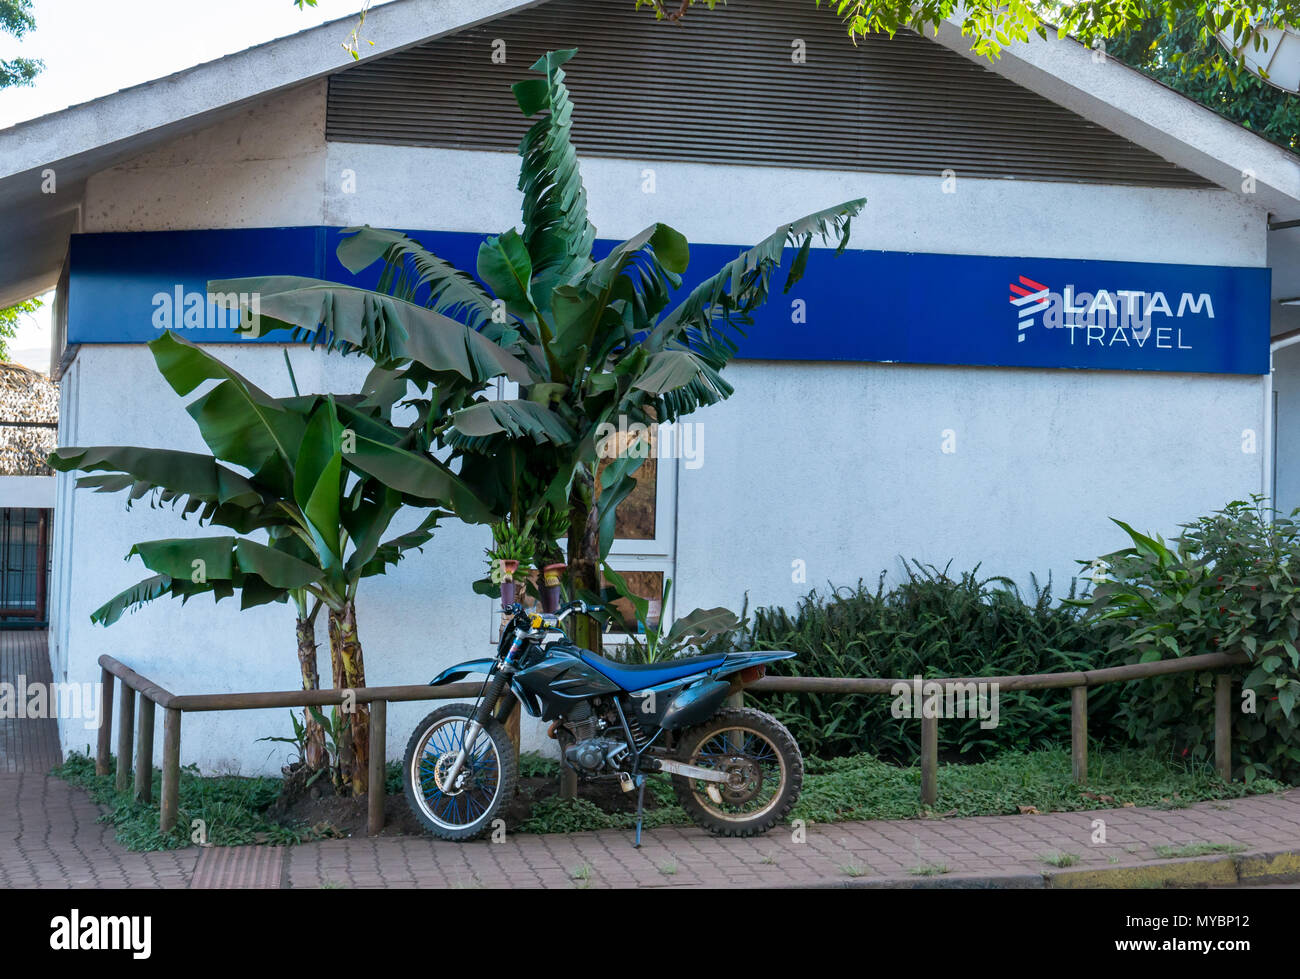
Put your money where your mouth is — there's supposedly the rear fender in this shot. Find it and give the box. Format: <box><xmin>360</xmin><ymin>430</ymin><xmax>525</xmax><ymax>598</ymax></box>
<box><xmin>712</xmin><ymin>650</ymin><xmax>796</xmax><ymax>684</ymax></box>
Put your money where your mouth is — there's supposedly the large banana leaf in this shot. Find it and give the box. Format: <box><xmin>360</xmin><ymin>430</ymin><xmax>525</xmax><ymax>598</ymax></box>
<box><xmin>294</xmin><ymin>399</ymin><xmax>345</xmax><ymax>573</ymax></box>
<box><xmin>476</xmin><ymin>230</ymin><xmax>541</xmax><ymax>336</ymax></box>
<box><xmin>546</xmin><ymin>223</ymin><xmax>688</xmax><ymax>378</ymax></box>
<box><xmin>149</xmin><ymin>331</ymin><xmax>305</xmax><ymax>491</ymax></box>
<box><xmin>649</xmin><ymin>199</ymin><xmax>867</xmax><ymax>362</ymax></box>
<box><xmin>130</xmin><ymin>536</ymin><xmax>322</xmax><ymax>589</ymax></box>
<box><xmin>48</xmin><ymin>446</ymin><xmax>264</xmax><ymax>509</ymax></box>
<box><xmin>344</xmin><ymin>432</ymin><xmax>491</xmax><ymax>524</ymax></box>
<box><xmin>207</xmin><ymin>276</ymin><xmax>530</xmax><ymax>386</ymax></box>
<box><xmin>631</xmin><ymin>348</ymin><xmax>734</xmax><ymax>422</ymax></box>
<box><xmin>335</xmin><ymin>227</ymin><xmax>504</xmax><ymax>335</ymax></box>
<box><xmin>595</xmin><ymin>448</ymin><xmax>647</xmax><ymax>561</ymax></box>
<box><xmin>512</xmin><ymin>48</ymin><xmax>596</xmax><ymax>304</ymax></box>
<box><xmin>663</xmin><ymin>606</ymin><xmax>744</xmax><ymax>648</ymax></box>
<box><xmin>90</xmin><ymin>574</ymin><xmax>225</xmax><ymax>627</ymax></box>
<box><xmin>449</xmin><ymin>399</ymin><xmax>576</xmax><ymax>445</ymax></box>
<box><xmin>88</xmin><ymin>533</ymin><xmax>324</xmax><ymax>627</ymax></box>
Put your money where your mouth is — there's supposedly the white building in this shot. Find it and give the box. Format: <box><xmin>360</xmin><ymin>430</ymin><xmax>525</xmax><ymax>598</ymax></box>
<box><xmin>1</xmin><ymin>0</ymin><xmax>1298</xmax><ymax>771</ymax></box>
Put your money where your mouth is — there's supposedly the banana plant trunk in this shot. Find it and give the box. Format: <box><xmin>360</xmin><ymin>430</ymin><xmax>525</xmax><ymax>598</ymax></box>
<box><xmin>328</xmin><ymin>601</ymin><xmax>370</xmax><ymax>796</ymax></box>
<box><xmin>295</xmin><ymin>616</ymin><xmax>328</xmax><ymax>772</ymax></box>
<box><xmin>567</xmin><ymin>467</ymin><xmax>603</xmax><ymax>655</ymax></box>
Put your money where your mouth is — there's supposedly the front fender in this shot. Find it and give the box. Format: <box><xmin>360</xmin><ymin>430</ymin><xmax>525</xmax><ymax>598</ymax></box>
<box><xmin>429</xmin><ymin>658</ymin><xmax>497</xmax><ymax>686</ymax></box>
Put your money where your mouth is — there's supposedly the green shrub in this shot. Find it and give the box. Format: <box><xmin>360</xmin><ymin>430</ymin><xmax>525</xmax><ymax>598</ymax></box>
<box><xmin>1080</xmin><ymin>497</ymin><xmax>1300</xmax><ymax>784</ymax></box>
<box><xmin>744</xmin><ymin>562</ymin><xmax>1125</xmax><ymax>762</ymax></box>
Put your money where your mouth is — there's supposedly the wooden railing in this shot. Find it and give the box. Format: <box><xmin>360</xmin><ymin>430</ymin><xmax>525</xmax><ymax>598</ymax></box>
<box><xmin>95</xmin><ymin>649</ymin><xmax>1248</xmax><ymax>836</ymax></box>
<box><xmin>748</xmin><ymin>650</ymin><xmax>1249</xmax><ymax>804</ymax></box>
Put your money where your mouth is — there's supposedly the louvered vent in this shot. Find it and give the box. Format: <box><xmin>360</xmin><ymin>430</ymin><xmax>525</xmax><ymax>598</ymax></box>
<box><xmin>326</xmin><ymin>0</ymin><xmax>1210</xmax><ymax>187</ymax></box>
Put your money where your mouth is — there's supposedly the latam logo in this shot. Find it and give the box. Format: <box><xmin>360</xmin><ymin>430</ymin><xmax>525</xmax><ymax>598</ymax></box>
<box><xmin>1008</xmin><ymin>276</ymin><xmax>1214</xmax><ymax>351</ymax></box>
<box><xmin>1008</xmin><ymin>275</ymin><xmax>1049</xmax><ymax>343</ymax></box>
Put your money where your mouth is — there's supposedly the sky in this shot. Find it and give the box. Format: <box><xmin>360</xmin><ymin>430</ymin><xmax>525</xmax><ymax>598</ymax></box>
<box><xmin>0</xmin><ymin>0</ymin><xmax>379</xmax><ymax>373</ymax></box>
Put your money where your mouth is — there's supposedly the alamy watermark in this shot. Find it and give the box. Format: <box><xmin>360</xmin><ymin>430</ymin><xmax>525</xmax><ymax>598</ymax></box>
<box><xmin>0</xmin><ymin>675</ymin><xmax>102</xmax><ymax>730</ymax></box>
<box><xmin>595</xmin><ymin>417</ymin><xmax>704</xmax><ymax>470</ymax></box>
<box><xmin>151</xmin><ymin>287</ymin><xmax>263</xmax><ymax>336</ymax></box>
<box><xmin>890</xmin><ymin>676</ymin><xmax>1000</xmax><ymax>730</ymax></box>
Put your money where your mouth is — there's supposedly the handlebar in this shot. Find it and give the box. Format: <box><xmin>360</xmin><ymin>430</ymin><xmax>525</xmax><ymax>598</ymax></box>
<box><xmin>502</xmin><ymin>599</ymin><xmax>604</xmax><ymax>633</ymax></box>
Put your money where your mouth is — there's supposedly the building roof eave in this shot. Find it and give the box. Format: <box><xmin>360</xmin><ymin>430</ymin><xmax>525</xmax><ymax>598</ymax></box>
<box><xmin>927</xmin><ymin>17</ymin><xmax>1300</xmax><ymax>221</ymax></box>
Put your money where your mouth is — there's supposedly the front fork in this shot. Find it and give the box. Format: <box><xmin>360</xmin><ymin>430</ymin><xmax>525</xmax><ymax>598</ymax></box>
<box><xmin>439</xmin><ymin>638</ymin><xmax>521</xmax><ymax>792</ymax></box>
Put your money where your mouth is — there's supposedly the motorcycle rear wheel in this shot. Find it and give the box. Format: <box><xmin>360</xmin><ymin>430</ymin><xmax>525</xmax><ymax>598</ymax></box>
<box><xmin>402</xmin><ymin>703</ymin><xmax>517</xmax><ymax>842</ymax></box>
<box><xmin>672</xmin><ymin>706</ymin><xmax>803</xmax><ymax>838</ymax></box>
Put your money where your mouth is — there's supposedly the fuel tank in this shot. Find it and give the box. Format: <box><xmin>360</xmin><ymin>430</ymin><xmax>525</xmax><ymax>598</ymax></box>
<box><xmin>512</xmin><ymin>641</ymin><xmax>621</xmax><ymax>721</ymax></box>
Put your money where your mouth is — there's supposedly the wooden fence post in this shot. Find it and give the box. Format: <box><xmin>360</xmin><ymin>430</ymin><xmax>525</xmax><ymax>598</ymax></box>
<box><xmin>1070</xmin><ymin>686</ymin><xmax>1088</xmax><ymax>784</ymax></box>
<box><xmin>1215</xmin><ymin>674</ymin><xmax>1232</xmax><ymax>781</ymax></box>
<box><xmin>920</xmin><ymin>709</ymin><xmax>938</xmax><ymax>807</ymax></box>
<box><xmin>96</xmin><ymin>668</ymin><xmax>114</xmax><ymax>776</ymax></box>
<box><xmin>367</xmin><ymin>699</ymin><xmax>386</xmax><ymax>837</ymax></box>
<box><xmin>160</xmin><ymin>708</ymin><xmax>181</xmax><ymax>834</ymax></box>
<box><xmin>134</xmin><ymin>697</ymin><xmax>155</xmax><ymax>803</ymax></box>
<box><xmin>115</xmin><ymin>683</ymin><xmax>135</xmax><ymax>794</ymax></box>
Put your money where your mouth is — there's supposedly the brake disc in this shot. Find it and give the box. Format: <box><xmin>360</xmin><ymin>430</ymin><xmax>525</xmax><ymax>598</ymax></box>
<box><xmin>432</xmin><ymin>754</ymin><xmax>464</xmax><ymax>795</ymax></box>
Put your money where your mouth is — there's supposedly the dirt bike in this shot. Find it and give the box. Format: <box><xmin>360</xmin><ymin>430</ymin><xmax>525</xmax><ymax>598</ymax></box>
<box><xmin>402</xmin><ymin>600</ymin><xmax>802</xmax><ymax>845</ymax></box>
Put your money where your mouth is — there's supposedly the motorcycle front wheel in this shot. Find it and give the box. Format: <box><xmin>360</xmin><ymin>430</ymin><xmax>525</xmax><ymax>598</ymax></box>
<box><xmin>402</xmin><ymin>703</ymin><xmax>517</xmax><ymax>842</ymax></box>
<box><xmin>672</xmin><ymin>706</ymin><xmax>803</xmax><ymax>838</ymax></box>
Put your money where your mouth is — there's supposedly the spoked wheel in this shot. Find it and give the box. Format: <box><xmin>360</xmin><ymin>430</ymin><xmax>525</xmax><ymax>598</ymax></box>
<box><xmin>672</xmin><ymin>706</ymin><xmax>803</xmax><ymax>837</ymax></box>
<box><xmin>402</xmin><ymin>703</ymin><xmax>516</xmax><ymax>841</ymax></box>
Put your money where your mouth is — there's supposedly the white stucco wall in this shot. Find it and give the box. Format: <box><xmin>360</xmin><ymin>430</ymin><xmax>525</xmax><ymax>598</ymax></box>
<box><xmin>0</xmin><ymin>475</ymin><xmax>55</xmax><ymax>509</ymax></box>
<box><xmin>82</xmin><ymin>82</ymin><xmax>328</xmax><ymax>233</ymax></box>
<box><xmin>674</xmin><ymin>361</ymin><xmax>1265</xmax><ymax>616</ymax></box>
<box><xmin>52</xmin><ymin>82</ymin><xmax>1272</xmax><ymax>773</ymax></box>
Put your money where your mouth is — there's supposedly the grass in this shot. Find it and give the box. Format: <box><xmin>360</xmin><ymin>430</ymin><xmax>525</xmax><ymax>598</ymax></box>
<box><xmin>1040</xmin><ymin>851</ymin><xmax>1081</xmax><ymax>867</ymax></box>
<box><xmin>790</xmin><ymin>747</ymin><xmax>1287</xmax><ymax>826</ymax></box>
<box><xmin>657</xmin><ymin>859</ymin><xmax>678</xmax><ymax>876</ymax></box>
<box><xmin>53</xmin><ymin>745</ymin><xmax>1290</xmax><ymax>852</ymax></box>
<box><xmin>569</xmin><ymin>863</ymin><xmax>592</xmax><ymax>881</ymax></box>
<box><xmin>840</xmin><ymin>863</ymin><xmax>870</xmax><ymax>877</ymax></box>
<box><xmin>50</xmin><ymin>751</ymin><xmax>325</xmax><ymax>851</ymax></box>
<box><xmin>1152</xmin><ymin>842</ymin><xmax>1248</xmax><ymax>859</ymax></box>
<box><xmin>518</xmin><ymin>751</ymin><xmax>562</xmax><ymax>779</ymax></box>
<box><xmin>908</xmin><ymin>862</ymin><xmax>950</xmax><ymax>876</ymax></box>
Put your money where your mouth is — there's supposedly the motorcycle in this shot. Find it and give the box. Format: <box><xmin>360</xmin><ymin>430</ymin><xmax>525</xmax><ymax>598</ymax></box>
<box><xmin>402</xmin><ymin>600</ymin><xmax>803</xmax><ymax>845</ymax></box>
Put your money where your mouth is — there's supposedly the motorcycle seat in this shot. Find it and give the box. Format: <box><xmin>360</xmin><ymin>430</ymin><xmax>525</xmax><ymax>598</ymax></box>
<box><xmin>577</xmin><ymin>649</ymin><xmax>727</xmax><ymax>691</ymax></box>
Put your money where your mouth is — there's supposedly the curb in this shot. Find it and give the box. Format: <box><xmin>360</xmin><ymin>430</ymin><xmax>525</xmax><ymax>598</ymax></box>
<box><xmin>1049</xmin><ymin>848</ymin><xmax>1300</xmax><ymax>889</ymax></box>
<box><xmin>812</xmin><ymin>848</ymin><xmax>1300</xmax><ymax>890</ymax></box>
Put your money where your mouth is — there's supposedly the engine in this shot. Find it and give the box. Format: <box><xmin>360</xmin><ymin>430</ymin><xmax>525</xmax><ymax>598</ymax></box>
<box><xmin>564</xmin><ymin>737</ymin><xmax>629</xmax><ymax>776</ymax></box>
<box><xmin>558</xmin><ymin>699</ymin><xmax>630</xmax><ymax>776</ymax></box>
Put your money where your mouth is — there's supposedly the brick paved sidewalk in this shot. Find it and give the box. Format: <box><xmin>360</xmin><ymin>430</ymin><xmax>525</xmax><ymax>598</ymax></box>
<box><xmin>5</xmin><ymin>771</ymin><xmax>1296</xmax><ymax>888</ymax></box>
<box><xmin>280</xmin><ymin>788</ymin><xmax>1300</xmax><ymax>889</ymax></box>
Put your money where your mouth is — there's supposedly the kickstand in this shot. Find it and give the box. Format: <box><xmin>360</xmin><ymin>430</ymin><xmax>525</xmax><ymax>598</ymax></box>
<box><xmin>633</xmin><ymin>775</ymin><xmax>646</xmax><ymax>848</ymax></box>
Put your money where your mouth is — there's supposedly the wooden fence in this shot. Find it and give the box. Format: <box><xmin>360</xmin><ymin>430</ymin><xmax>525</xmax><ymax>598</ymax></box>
<box><xmin>95</xmin><ymin>649</ymin><xmax>1248</xmax><ymax>836</ymax></box>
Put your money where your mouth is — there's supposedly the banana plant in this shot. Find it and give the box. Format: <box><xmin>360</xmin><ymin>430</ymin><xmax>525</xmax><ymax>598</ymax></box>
<box><xmin>50</xmin><ymin>331</ymin><xmax>469</xmax><ymax>794</ymax></box>
<box><xmin>212</xmin><ymin>47</ymin><xmax>865</xmax><ymax>650</ymax></box>
<box><xmin>604</xmin><ymin>569</ymin><xmax>742</xmax><ymax>665</ymax></box>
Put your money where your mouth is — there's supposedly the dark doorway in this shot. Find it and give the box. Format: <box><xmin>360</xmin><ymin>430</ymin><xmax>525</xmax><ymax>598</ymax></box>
<box><xmin>0</xmin><ymin>508</ymin><xmax>49</xmax><ymax>626</ymax></box>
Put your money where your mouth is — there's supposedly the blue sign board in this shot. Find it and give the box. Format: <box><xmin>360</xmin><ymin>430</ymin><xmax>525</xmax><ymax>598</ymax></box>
<box><xmin>67</xmin><ymin>227</ymin><xmax>1270</xmax><ymax>374</ymax></box>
